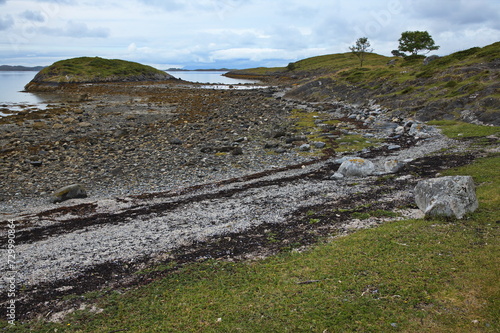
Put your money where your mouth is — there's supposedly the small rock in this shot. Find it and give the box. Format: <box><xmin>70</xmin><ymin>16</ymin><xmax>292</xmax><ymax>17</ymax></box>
<box><xmin>286</xmin><ymin>136</ymin><xmax>307</xmax><ymax>144</ymax></box>
<box><xmin>409</xmin><ymin>123</ymin><xmax>439</xmax><ymax>138</ymax></box>
<box><xmin>312</xmin><ymin>141</ymin><xmax>326</xmax><ymax>149</ymax></box>
<box><xmin>170</xmin><ymin>138</ymin><xmax>183</xmax><ymax>145</ymax></box>
<box><xmin>264</xmin><ymin>142</ymin><xmax>279</xmax><ymax>149</ymax></box>
<box><xmin>394</xmin><ymin>126</ymin><xmax>405</xmax><ymax>135</ymax></box>
<box><xmin>51</xmin><ymin>184</ymin><xmax>88</xmax><ymax>203</ymax></box>
<box><xmin>231</xmin><ymin>147</ymin><xmax>243</xmax><ymax>155</ymax></box>
<box><xmin>299</xmin><ymin>144</ymin><xmax>311</xmax><ymax>151</ymax></box>
<box><xmin>384</xmin><ymin>159</ymin><xmax>404</xmax><ymax>173</ymax></box>
<box><xmin>387</xmin><ymin>144</ymin><xmax>401</xmax><ymax>150</ymax></box>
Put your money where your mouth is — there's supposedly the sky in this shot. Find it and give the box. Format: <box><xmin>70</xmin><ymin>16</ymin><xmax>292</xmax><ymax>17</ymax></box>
<box><xmin>0</xmin><ymin>0</ymin><xmax>499</xmax><ymax>69</ymax></box>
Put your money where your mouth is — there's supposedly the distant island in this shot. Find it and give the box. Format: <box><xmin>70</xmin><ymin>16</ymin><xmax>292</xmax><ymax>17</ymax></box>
<box><xmin>24</xmin><ymin>57</ymin><xmax>174</xmax><ymax>91</ymax></box>
<box><xmin>0</xmin><ymin>65</ymin><xmax>46</xmax><ymax>71</ymax></box>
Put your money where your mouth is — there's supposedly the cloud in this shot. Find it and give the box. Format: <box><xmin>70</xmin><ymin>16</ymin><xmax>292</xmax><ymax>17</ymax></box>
<box><xmin>39</xmin><ymin>20</ymin><xmax>110</xmax><ymax>38</ymax></box>
<box><xmin>0</xmin><ymin>14</ymin><xmax>13</xmax><ymax>30</ymax></box>
<box><xmin>34</xmin><ymin>0</ymin><xmax>76</xmax><ymax>4</ymax></box>
<box><xmin>0</xmin><ymin>0</ymin><xmax>6</xmax><ymax>5</ymax></box>
<box><xmin>20</xmin><ymin>10</ymin><xmax>46</xmax><ymax>22</ymax></box>
<box><xmin>136</xmin><ymin>0</ymin><xmax>185</xmax><ymax>11</ymax></box>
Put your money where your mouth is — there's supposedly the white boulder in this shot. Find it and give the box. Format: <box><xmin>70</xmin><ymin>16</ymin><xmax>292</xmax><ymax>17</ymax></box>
<box><xmin>334</xmin><ymin>158</ymin><xmax>375</xmax><ymax>178</ymax></box>
<box><xmin>414</xmin><ymin>176</ymin><xmax>478</xmax><ymax>219</ymax></box>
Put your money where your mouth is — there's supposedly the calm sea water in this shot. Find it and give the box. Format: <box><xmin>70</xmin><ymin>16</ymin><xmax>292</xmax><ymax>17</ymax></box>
<box><xmin>0</xmin><ymin>71</ymin><xmax>44</xmax><ymax>104</ymax></box>
<box><xmin>166</xmin><ymin>71</ymin><xmax>258</xmax><ymax>84</ymax></box>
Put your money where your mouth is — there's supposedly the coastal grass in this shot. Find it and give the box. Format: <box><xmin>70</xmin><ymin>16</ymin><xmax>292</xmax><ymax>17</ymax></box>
<box><xmin>6</xmin><ymin>153</ymin><xmax>499</xmax><ymax>332</ymax></box>
<box><xmin>428</xmin><ymin>120</ymin><xmax>500</xmax><ymax>139</ymax></box>
<box><xmin>33</xmin><ymin>57</ymin><xmax>166</xmax><ymax>83</ymax></box>
<box><xmin>229</xmin><ymin>42</ymin><xmax>500</xmax><ymax>109</ymax></box>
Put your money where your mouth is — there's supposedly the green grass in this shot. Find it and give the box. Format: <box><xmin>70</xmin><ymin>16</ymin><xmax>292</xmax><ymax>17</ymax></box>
<box><xmin>5</xmin><ymin>151</ymin><xmax>499</xmax><ymax>332</ymax></box>
<box><xmin>428</xmin><ymin>120</ymin><xmax>500</xmax><ymax>138</ymax></box>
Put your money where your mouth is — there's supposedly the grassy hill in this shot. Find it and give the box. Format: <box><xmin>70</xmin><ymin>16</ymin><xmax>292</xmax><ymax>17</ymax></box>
<box><xmin>227</xmin><ymin>42</ymin><xmax>500</xmax><ymax>125</ymax></box>
<box><xmin>24</xmin><ymin>57</ymin><xmax>173</xmax><ymax>91</ymax></box>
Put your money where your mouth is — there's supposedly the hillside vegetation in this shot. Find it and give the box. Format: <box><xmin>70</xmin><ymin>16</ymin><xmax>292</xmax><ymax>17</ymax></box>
<box><xmin>227</xmin><ymin>42</ymin><xmax>500</xmax><ymax>125</ymax></box>
<box><xmin>24</xmin><ymin>57</ymin><xmax>173</xmax><ymax>91</ymax></box>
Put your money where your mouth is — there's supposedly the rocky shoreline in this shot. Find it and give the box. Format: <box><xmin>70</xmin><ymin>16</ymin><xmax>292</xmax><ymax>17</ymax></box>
<box><xmin>1</xmin><ymin>82</ymin><xmax>312</xmax><ymax>214</ymax></box>
<box><xmin>0</xmin><ymin>80</ymin><xmax>481</xmax><ymax>321</ymax></box>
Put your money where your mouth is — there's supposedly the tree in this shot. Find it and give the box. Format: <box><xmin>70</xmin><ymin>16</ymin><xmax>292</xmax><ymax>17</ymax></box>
<box><xmin>396</xmin><ymin>31</ymin><xmax>439</xmax><ymax>56</ymax></box>
<box><xmin>349</xmin><ymin>37</ymin><xmax>373</xmax><ymax>68</ymax></box>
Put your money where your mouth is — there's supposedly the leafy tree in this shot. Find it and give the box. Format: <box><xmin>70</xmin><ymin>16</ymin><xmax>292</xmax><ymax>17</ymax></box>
<box><xmin>396</xmin><ymin>31</ymin><xmax>439</xmax><ymax>56</ymax></box>
<box><xmin>349</xmin><ymin>37</ymin><xmax>373</xmax><ymax>68</ymax></box>
<box><xmin>391</xmin><ymin>49</ymin><xmax>405</xmax><ymax>57</ymax></box>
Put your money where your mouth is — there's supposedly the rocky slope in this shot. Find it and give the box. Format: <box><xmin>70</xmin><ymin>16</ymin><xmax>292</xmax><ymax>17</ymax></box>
<box><xmin>227</xmin><ymin>42</ymin><xmax>500</xmax><ymax>126</ymax></box>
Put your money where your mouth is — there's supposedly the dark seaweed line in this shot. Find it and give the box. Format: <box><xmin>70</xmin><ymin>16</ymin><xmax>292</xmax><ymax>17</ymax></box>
<box><xmin>0</xmin><ymin>160</ymin><xmax>335</xmax><ymax>245</ymax></box>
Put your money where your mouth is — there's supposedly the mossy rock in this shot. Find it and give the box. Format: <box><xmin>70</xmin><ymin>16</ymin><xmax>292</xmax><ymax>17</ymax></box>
<box><xmin>25</xmin><ymin>57</ymin><xmax>174</xmax><ymax>91</ymax></box>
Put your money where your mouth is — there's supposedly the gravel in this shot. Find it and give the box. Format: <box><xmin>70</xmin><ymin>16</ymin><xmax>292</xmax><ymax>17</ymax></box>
<box><xmin>0</xmin><ymin>81</ymin><xmax>469</xmax><ymax>291</ymax></box>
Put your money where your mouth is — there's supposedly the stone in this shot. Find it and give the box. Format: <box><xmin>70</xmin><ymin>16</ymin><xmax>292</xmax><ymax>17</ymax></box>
<box><xmin>299</xmin><ymin>144</ymin><xmax>311</xmax><ymax>151</ymax></box>
<box><xmin>231</xmin><ymin>147</ymin><xmax>243</xmax><ymax>155</ymax></box>
<box><xmin>384</xmin><ymin>159</ymin><xmax>404</xmax><ymax>173</ymax></box>
<box><xmin>286</xmin><ymin>136</ymin><xmax>307</xmax><ymax>144</ymax></box>
<box><xmin>312</xmin><ymin>141</ymin><xmax>326</xmax><ymax>149</ymax></box>
<box><xmin>51</xmin><ymin>184</ymin><xmax>88</xmax><ymax>203</ymax></box>
<box><xmin>414</xmin><ymin>176</ymin><xmax>478</xmax><ymax>219</ymax></box>
<box><xmin>335</xmin><ymin>158</ymin><xmax>375</xmax><ymax>177</ymax></box>
<box><xmin>409</xmin><ymin>123</ymin><xmax>439</xmax><ymax>138</ymax></box>
<box><xmin>169</xmin><ymin>138</ymin><xmax>183</xmax><ymax>145</ymax></box>
<box><xmin>387</xmin><ymin>144</ymin><xmax>401</xmax><ymax>150</ymax></box>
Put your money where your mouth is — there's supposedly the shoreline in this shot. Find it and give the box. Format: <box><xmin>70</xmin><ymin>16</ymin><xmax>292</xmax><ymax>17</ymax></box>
<box><xmin>0</xmin><ymin>82</ymin><xmax>308</xmax><ymax>215</ymax></box>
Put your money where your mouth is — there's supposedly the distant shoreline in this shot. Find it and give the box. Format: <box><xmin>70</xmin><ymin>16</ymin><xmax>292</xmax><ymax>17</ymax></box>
<box><xmin>0</xmin><ymin>65</ymin><xmax>45</xmax><ymax>72</ymax></box>
<box><xmin>1</xmin><ymin>65</ymin><xmax>235</xmax><ymax>72</ymax></box>
<box><xmin>165</xmin><ymin>68</ymin><xmax>234</xmax><ymax>72</ymax></box>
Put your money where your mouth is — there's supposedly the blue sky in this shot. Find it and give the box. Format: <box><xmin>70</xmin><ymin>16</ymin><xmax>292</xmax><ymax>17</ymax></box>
<box><xmin>1</xmin><ymin>0</ymin><xmax>499</xmax><ymax>69</ymax></box>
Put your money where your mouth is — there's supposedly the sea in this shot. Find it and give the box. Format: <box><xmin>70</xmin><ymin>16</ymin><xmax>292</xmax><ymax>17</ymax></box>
<box><xmin>0</xmin><ymin>71</ymin><xmax>259</xmax><ymax>117</ymax></box>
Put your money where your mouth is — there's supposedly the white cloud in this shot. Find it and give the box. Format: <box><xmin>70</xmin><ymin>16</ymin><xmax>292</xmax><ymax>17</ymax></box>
<box><xmin>0</xmin><ymin>0</ymin><xmax>498</xmax><ymax>68</ymax></box>
<box><xmin>20</xmin><ymin>10</ymin><xmax>46</xmax><ymax>22</ymax></box>
<box><xmin>38</xmin><ymin>20</ymin><xmax>109</xmax><ymax>38</ymax></box>
<box><xmin>0</xmin><ymin>14</ymin><xmax>14</xmax><ymax>30</ymax></box>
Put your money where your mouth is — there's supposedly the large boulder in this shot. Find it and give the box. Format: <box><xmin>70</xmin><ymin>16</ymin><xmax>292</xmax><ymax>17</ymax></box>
<box><xmin>51</xmin><ymin>184</ymin><xmax>88</xmax><ymax>203</ymax></box>
<box><xmin>333</xmin><ymin>158</ymin><xmax>375</xmax><ymax>178</ymax></box>
<box><xmin>414</xmin><ymin>176</ymin><xmax>478</xmax><ymax>219</ymax></box>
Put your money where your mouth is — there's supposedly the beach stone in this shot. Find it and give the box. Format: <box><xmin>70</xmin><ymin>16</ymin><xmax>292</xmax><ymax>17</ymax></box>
<box><xmin>231</xmin><ymin>147</ymin><xmax>243</xmax><ymax>155</ymax></box>
<box><xmin>384</xmin><ymin>159</ymin><xmax>405</xmax><ymax>173</ymax></box>
<box><xmin>51</xmin><ymin>184</ymin><xmax>88</xmax><ymax>203</ymax></box>
<box><xmin>409</xmin><ymin>123</ymin><xmax>439</xmax><ymax>138</ymax></box>
<box><xmin>414</xmin><ymin>176</ymin><xmax>478</xmax><ymax>219</ymax></box>
<box><xmin>335</xmin><ymin>158</ymin><xmax>375</xmax><ymax>177</ymax></box>
<box><xmin>299</xmin><ymin>144</ymin><xmax>311</xmax><ymax>151</ymax></box>
<box><xmin>312</xmin><ymin>141</ymin><xmax>326</xmax><ymax>149</ymax></box>
<box><xmin>169</xmin><ymin>138</ymin><xmax>183</xmax><ymax>145</ymax></box>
